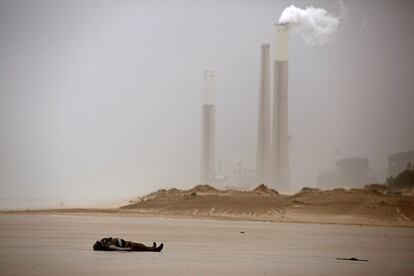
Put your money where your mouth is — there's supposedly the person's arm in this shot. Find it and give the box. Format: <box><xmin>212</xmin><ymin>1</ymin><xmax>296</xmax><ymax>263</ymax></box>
<box><xmin>107</xmin><ymin>244</ymin><xmax>133</xmax><ymax>251</ymax></box>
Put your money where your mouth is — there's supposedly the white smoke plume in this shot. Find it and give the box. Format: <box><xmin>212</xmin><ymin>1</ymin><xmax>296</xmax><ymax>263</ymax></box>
<box><xmin>278</xmin><ymin>5</ymin><xmax>341</xmax><ymax>45</ymax></box>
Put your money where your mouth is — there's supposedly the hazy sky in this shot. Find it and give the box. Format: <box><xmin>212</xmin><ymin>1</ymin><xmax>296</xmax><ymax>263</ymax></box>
<box><xmin>1</xmin><ymin>0</ymin><xmax>413</xmax><ymax>206</ymax></box>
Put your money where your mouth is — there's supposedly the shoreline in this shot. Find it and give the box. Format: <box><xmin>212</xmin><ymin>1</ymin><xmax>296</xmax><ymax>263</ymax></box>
<box><xmin>2</xmin><ymin>208</ymin><xmax>413</xmax><ymax>228</ymax></box>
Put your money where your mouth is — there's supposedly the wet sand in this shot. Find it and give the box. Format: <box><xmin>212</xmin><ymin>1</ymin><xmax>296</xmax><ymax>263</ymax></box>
<box><xmin>0</xmin><ymin>214</ymin><xmax>413</xmax><ymax>275</ymax></box>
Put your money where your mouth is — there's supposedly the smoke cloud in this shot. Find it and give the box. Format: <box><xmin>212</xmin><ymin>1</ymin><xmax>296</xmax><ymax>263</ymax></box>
<box><xmin>278</xmin><ymin>5</ymin><xmax>340</xmax><ymax>45</ymax></box>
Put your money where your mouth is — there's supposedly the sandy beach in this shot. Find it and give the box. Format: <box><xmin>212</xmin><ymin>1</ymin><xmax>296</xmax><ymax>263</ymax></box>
<box><xmin>1</xmin><ymin>1</ymin><xmax>413</xmax><ymax>275</ymax></box>
<box><xmin>1</xmin><ymin>213</ymin><xmax>413</xmax><ymax>275</ymax></box>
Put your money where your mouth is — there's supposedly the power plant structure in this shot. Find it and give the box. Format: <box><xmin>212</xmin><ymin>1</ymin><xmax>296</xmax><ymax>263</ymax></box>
<box><xmin>256</xmin><ymin>44</ymin><xmax>271</xmax><ymax>185</ymax></box>
<box><xmin>256</xmin><ymin>23</ymin><xmax>290</xmax><ymax>192</ymax></box>
<box><xmin>200</xmin><ymin>24</ymin><xmax>290</xmax><ymax>191</ymax></box>
<box><xmin>200</xmin><ymin>69</ymin><xmax>216</xmax><ymax>184</ymax></box>
<box><xmin>272</xmin><ymin>23</ymin><xmax>290</xmax><ymax>191</ymax></box>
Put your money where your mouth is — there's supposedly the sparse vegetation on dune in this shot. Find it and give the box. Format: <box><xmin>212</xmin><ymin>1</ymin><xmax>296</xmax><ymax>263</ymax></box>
<box><xmin>386</xmin><ymin>165</ymin><xmax>414</xmax><ymax>190</ymax></box>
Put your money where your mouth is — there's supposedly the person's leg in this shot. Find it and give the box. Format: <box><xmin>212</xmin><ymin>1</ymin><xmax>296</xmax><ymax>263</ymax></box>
<box><xmin>125</xmin><ymin>241</ymin><xmax>156</xmax><ymax>251</ymax></box>
<box><xmin>155</xmin><ymin>243</ymin><xmax>163</xmax><ymax>252</ymax></box>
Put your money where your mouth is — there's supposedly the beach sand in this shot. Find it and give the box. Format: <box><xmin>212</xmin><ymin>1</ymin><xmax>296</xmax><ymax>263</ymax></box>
<box><xmin>1</xmin><ymin>214</ymin><xmax>413</xmax><ymax>275</ymax></box>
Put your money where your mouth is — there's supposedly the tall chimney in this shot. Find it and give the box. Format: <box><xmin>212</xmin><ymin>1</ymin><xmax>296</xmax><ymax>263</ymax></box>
<box><xmin>256</xmin><ymin>44</ymin><xmax>271</xmax><ymax>185</ymax></box>
<box><xmin>200</xmin><ymin>70</ymin><xmax>215</xmax><ymax>184</ymax></box>
<box><xmin>272</xmin><ymin>23</ymin><xmax>290</xmax><ymax>192</ymax></box>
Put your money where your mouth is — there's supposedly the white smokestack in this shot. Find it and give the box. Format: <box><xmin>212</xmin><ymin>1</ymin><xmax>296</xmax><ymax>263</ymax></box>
<box><xmin>274</xmin><ymin>23</ymin><xmax>289</xmax><ymax>60</ymax></box>
<box><xmin>268</xmin><ymin>4</ymin><xmax>341</xmax><ymax>191</ymax></box>
<box><xmin>278</xmin><ymin>5</ymin><xmax>340</xmax><ymax>45</ymax></box>
<box><xmin>272</xmin><ymin>24</ymin><xmax>290</xmax><ymax>192</ymax></box>
<box><xmin>256</xmin><ymin>44</ymin><xmax>271</xmax><ymax>185</ymax></box>
<box><xmin>200</xmin><ymin>70</ymin><xmax>216</xmax><ymax>184</ymax></box>
<box><xmin>202</xmin><ymin>70</ymin><xmax>215</xmax><ymax>105</ymax></box>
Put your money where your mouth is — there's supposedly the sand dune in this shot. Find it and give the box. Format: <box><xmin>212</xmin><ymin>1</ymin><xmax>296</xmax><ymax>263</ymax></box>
<box><xmin>120</xmin><ymin>184</ymin><xmax>414</xmax><ymax>227</ymax></box>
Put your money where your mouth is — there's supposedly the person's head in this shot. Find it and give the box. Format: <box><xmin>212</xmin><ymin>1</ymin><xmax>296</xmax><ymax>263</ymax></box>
<box><xmin>93</xmin><ymin>240</ymin><xmax>104</xmax><ymax>251</ymax></box>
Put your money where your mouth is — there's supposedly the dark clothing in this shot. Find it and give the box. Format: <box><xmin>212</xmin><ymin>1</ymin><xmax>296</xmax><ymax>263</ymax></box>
<box><xmin>100</xmin><ymin>237</ymin><xmax>127</xmax><ymax>250</ymax></box>
<box><xmin>93</xmin><ymin>237</ymin><xmax>163</xmax><ymax>252</ymax></box>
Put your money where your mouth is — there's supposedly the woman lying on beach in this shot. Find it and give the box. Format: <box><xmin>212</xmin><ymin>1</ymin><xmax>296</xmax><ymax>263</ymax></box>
<box><xmin>93</xmin><ymin>237</ymin><xmax>164</xmax><ymax>252</ymax></box>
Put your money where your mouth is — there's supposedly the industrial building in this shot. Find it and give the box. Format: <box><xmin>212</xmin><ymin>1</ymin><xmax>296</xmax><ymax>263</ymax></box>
<box><xmin>233</xmin><ymin>162</ymin><xmax>255</xmax><ymax>190</ymax></box>
<box><xmin>317</xmin><ymin>157</ymin><xmax>376</xmax><ymax>189</ymax></box>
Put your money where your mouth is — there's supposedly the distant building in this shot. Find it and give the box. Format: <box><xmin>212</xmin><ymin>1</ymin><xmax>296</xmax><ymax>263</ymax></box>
<box><xmin>317</xmin><ymin>157</ymin><xmax>376</xmax><ymax>189</ymax></box>
<box><xmin>388</xmin><ymin>151</ymin><xmax>414</xmax><ymax>177</ymax></box>
<box><xmin>232</xmin><ymin>162</ymin><xmax>255</xmax><ymax>189</ymax></box>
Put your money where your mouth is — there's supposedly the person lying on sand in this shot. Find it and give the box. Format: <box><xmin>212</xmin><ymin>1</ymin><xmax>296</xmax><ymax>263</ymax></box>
<box><xmin>93</xmin><ymin>237</ymin><xmax>163</xmax><ymax>252</ymax></box>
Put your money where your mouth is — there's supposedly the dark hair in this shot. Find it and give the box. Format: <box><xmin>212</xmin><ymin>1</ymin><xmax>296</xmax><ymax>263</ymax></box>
<box><xmin>93</xmin><ymin>240</ymin><xmax>104</xmax><ymax>251</ymax></box>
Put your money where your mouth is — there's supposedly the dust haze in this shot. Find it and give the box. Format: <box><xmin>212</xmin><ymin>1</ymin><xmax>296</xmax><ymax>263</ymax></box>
<box><xmin>0</xmin><ymin>0</ymin><xmax>413</xmax><ymax>209</ymax></box>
